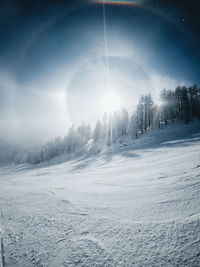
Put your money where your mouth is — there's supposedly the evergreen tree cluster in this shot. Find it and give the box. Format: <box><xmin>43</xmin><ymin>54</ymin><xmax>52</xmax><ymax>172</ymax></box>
<box><xmin>23</xmin><ymin>84</ymin><xmax>200</xmax><ymax>164</ymax></box>
<box><xmin>23</xmin><ymin>123</ymin><xmax>92</xmax><ymax>164</ymax></box>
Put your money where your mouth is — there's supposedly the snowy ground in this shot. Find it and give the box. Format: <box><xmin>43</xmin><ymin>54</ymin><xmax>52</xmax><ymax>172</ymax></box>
<box><xmin>0</xmin><ymin>122</ymin><xmax>200</xmax><ymax>266</ymax></box>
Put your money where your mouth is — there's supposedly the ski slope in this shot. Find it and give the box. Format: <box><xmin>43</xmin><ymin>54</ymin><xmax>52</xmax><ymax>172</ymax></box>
<box><xmin>0</xmin><ymin>122</ymin><xmax>200</xmax><ymax>266</ymax></box>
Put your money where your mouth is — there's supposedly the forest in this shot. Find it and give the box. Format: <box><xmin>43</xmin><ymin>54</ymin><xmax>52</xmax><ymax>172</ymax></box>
<box><xmin>15</xmin><ymin>84</ymin><xmax>200</xmax><ymax>164</ymax></box>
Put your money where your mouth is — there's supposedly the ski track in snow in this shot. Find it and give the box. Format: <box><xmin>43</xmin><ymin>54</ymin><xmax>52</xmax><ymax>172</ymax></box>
<box><xmin>0</xmin><ymin>122</ymin><xmax>200</xmax><ymax>266</ymax></box>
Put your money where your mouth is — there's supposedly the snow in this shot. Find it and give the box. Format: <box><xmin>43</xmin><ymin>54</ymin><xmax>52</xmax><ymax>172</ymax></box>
<box><xmin>0</xmin><ymin>122</ymin><xmax>200</xmax><ymax>266</ymax></box>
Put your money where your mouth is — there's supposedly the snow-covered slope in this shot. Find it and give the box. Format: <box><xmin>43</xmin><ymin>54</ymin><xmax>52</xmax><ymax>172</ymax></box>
<box><xmin>0</xmin><ymin>122</ymin><xmax>200</xmax><ymax>266</ymax></box>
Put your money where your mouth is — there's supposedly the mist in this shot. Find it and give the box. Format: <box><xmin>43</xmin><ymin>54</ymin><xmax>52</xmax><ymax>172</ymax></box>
<box><xmin>0</xmin><ymin>0</ymin><xmax>199</xmax><ymax>151</ymax></box>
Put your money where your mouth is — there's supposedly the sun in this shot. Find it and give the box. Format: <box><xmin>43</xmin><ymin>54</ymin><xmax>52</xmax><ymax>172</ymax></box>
<box><xmin>102</xmin><ymin>89</ymin><xmax>122</xmax><ymax>112</ymax></box>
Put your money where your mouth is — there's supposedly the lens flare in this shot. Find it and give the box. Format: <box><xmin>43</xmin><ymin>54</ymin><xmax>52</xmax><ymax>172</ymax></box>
<box><xmin>95</xmin><ymin>0</ymin><xmax>140</xmax><ymax>5</ymax></box>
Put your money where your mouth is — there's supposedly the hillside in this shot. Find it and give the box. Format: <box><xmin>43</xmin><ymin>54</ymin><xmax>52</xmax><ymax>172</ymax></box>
<box><xmin>0</xmin><ymin>121</ymin><xmax>200</xmax><ymax>266</ymax></box>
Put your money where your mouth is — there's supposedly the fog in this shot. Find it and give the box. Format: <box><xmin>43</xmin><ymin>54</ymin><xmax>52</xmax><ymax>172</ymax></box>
<box><xmin>0</xmin><ymin>0</ymin><xmax>199</xmax><ymax>151</ymax></box>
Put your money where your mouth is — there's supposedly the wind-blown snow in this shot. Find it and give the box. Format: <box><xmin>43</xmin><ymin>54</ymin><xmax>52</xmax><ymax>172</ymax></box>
<box><xmin>0</xmin><ymin>122</ymin><xmax>200</xmax><ymax>266</ymax></box>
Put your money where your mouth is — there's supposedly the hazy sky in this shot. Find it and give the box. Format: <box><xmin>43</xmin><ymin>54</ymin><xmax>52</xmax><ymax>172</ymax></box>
<box><xmin>0</xmin><ymin>0</ymin><xmax>200</xmax><ymax>147</ymax></box>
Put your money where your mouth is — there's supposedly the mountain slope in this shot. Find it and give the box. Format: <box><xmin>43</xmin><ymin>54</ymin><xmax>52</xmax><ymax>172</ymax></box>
<box><xmin>0</xmin><ymin>122</ymin><xmax>200</xmax><ymax>266</ymax></box>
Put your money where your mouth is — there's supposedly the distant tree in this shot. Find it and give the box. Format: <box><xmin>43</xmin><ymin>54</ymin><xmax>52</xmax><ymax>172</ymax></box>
<box><xmin>22</xmin><ymin>83</ymin><xmax>200</xmax><ymax>164</ymax></box>
<box><xmin>137</xmin><ymin>95</ymin><xmax>145</xmax><ymax>134</ymax></box>
<box><xmin>129</xmin><ymin>113</ymin><xmax>138</xmax><ymax>139</ymax></box>
<box><xmin>181</xmin><ymin>86</ymin><xmax>190</xmax><ymax>123</ymax></box>
<box><xmin>145</xmin><ymin>94</ymin><xmax>154</xmax><ymax>130</ymax></box>
<box><xmin>121</xmin><ymin>108</ymin><xmax>129</xmax><ymax>136</ymax></box>
<box><xmin>188</xmin><ymin>84</ymin><xmax>200</xmax><ymax>120</ymax></box>
<box><xmin>93</xmin><ymin>121</ymin><xmax>102</xmax><ymax>143</ymax></box>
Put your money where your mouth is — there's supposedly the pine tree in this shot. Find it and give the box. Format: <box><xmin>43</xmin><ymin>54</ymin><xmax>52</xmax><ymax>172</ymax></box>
<box><xmin>137</xmin><ymin>95</ymin><xmax>144</xmax><ymax>134</ymax></box>
<box><xmin>129</xmin><ymin>113</ymin><xmax>138</xmax><ymax>139</ymax></box>
<box><xmin>93</xmin><ymin>121</ymin><xmax>102</xmax><ymax>143</ymax></box>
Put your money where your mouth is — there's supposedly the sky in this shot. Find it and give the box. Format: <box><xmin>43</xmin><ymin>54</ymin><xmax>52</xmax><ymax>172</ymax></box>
<box><xmin>0</xmin><ymin>0</ymin><xmax>200</xmax><ymax>147</ymax></box>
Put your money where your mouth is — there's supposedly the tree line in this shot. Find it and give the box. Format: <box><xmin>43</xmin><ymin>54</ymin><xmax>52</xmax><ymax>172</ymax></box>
<box><xmin>20</xmin><ymin>84</ymin><xmax>200</xmax><ymax>164</ymax></box>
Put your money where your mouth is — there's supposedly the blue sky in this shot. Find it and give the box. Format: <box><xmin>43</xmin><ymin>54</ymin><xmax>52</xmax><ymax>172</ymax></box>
<box><xmin>0</xmin><ymin>0</ymin><xmax>200</xmax><ymax>146</ymax></box>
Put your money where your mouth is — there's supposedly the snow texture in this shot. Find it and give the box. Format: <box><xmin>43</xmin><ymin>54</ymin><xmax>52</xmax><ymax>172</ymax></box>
<box><xmin>0</xmin><ymin>122</ymin><xmax>200</xmax><ymax>266</ymax></box>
